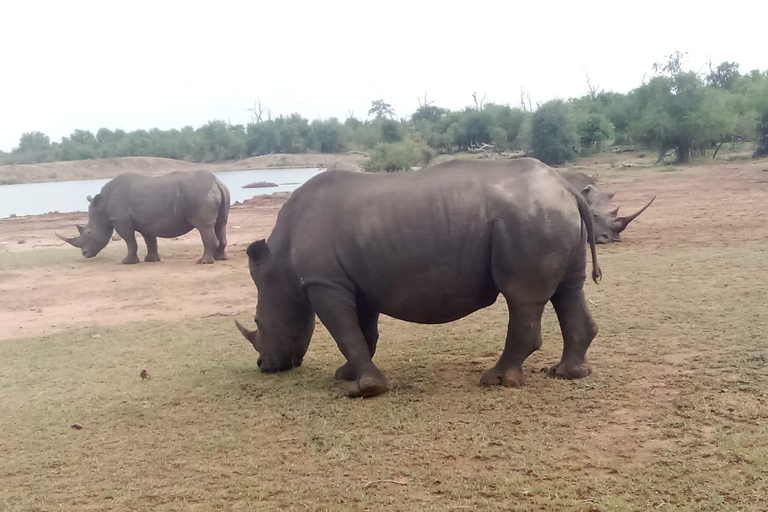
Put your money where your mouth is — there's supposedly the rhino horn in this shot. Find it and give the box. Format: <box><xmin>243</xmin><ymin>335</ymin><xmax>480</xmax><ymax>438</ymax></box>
<box><xmin>56</xmin><ymin>232</ymin><xmax>82</xmax><ymax>248</ymax></box>
<box><xmin>607</xmin><ymin>191</ymin><xmax>616</xmax><ymax>200</ymax></box>
<box><xmin>76</xmin><ymin>224</ymin><xmax>86</xmax><ymax>235</ymax></box>
<box><xmin>234</xmin><ymin>320</ymin><xmax>260</xmax><ymax>352</ymax></box>
<box><xmin>614</xmin><ymin>196</ymin><xmax>656</xmax><ymax>233</ymax></box>
<box><xmin>608</xmin><ymin>206</ymin><xmax>620</xmax><ymax>217</ymax></box>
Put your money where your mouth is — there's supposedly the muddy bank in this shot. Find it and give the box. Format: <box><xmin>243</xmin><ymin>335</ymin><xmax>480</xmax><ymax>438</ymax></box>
<box><xmin>0</xmin><ymin>153</ymin><xmax>367</xmax><ymax>185</ymax></box>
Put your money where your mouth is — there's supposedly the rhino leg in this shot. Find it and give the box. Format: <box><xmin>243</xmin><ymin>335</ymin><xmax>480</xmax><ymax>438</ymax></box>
<box><xmin>214</xmin><ymin>220</ymin><xmax>228</xmax><ymax>261</ymax></box>
<box><xmin>480</xmin><ymin>300</ymin><xmax>546</xmax><ymax>387</ymax></box>
<box><xmin>547</xmin><ymin>285</ymin><xmax>598</xmax><ymax>380</ymax></box>
<box><xmin>336</xmin><ymin>304</ymin><xmax>379</xmax><ymax>381</ymax></box>
<box><xmin>142</xmin><ymin>234</ymin><xmax>161</xmax><ymax>262</ymax></box>
<box><xmin>117</xmin><ymin>227</ymin><xmax>140</xmax><ymax>264</ymax></box>
<box><xmin>308</xmin><ymin>286</ymin><xmax>388</xmax><ymax>397</ymax></box>
<box><xmin>196</xmin><ymin>225</ymin><xmax>218</xmax><ymax>264</ymax></box>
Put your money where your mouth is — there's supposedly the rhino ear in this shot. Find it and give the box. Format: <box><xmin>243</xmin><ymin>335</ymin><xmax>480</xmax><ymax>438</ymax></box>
<box><xmin>246</xmin><ymin>239</ymin><xmax>270</xmax><ymax>265</ymax></box>
<box><xmin>76</xmin><ymin>224</ymin><xmax>85</xmax><ymax>235</ymax></box>
<box><xmin>87</xmin><ymin>195</ymin><xmax>94</xmax><ymax>204</ymax></box>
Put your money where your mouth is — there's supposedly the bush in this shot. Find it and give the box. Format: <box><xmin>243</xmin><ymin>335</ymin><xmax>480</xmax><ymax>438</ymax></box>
<box><xmin>365</xmin><ymin>140</ymin><xmax>434</xmax><ymax>172</ymax></box>
<box><xmin>531</xmin><ymin>100</ymin><xmax>578</xmax><ymax>165</ymax></box>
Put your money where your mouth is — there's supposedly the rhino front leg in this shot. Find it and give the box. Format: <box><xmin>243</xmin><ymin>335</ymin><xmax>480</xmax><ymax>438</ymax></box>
<box><xmin>196</xmin><ymin>225</ymin><xmax>218</xmax><ymax>264</ymax></box>
<box><xmin>480</xmin><ymin>300</ymin><xmax>546</xmax><ymax>387</ymax></box>
<box><xmin>142</xmin><ymin>234</ymin><xmax>161</xmax><ymax>262</ymax></box>
<box><xmin>335</xmin><ymin>303</ymin><xmax>379</xmax><ymax>382</ymax></box>
<box><xmin>548</xmin><ymin>285</ymin><xmax>598</xmax><ymax>380</ymax></box>
<box><xmin>308</xmin><ymin>286</ymin><xmax>388</xmax><ymax>398</ymax></box>
<box><xmin>116</xmin><ymin>227</ymin><xmax>140</xmax><ymax>264</ymax></box>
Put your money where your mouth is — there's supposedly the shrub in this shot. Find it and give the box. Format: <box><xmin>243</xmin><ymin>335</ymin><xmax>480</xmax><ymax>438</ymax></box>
<box><xmin>365</xmin><ymin>140</ymin><xmax>434</xmax><ymax>172</ymax></box>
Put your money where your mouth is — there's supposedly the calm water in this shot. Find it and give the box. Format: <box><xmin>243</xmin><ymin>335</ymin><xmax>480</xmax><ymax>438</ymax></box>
<box><xmin>0</xmin><ymin>168</ymin><xmax>323</xmax><ymax>218</ymax></box>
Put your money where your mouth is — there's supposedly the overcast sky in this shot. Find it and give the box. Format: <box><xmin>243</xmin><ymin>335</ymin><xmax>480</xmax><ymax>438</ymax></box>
<box><xmin>1</xmin><ymin>0</ymin><xmax>764</xmax><ymax>151</ymax></box>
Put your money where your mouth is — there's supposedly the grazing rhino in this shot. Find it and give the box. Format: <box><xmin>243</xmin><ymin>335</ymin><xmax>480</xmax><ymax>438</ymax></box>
<box><xmin>57</xmin><ymin>170</ymin><xmax>230</xmax><ymax>264</ymax></box>
<box><xmin>558</xmin><ymin>170</ymin><xmax>655</xmax><ymax>244</ymax></box>
<box><xmin>235</xmin><ymin>158</ymin><xmax>602</xmax><ymax>398</ymax></box>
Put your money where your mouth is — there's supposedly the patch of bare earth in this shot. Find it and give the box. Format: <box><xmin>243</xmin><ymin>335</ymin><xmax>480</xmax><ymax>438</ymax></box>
<box><xmin>0</xmin><ymin>153</ymin><xmax>367</xmax><ymax>185</ymax></box>
<box><xmin>0</xmin><ymin>157</ymin><xmax>767</xmax><ymax>511</ymax></box>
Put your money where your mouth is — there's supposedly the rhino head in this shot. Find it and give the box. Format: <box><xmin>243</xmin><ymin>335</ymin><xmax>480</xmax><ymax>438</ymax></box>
<box><xmin>235</xmin><ymin>239</ymin><xmax>315</xmax><ymax>373</ymax></box>
<box><xmin>56</xmin><ymin>194</ymin><xmax>114</xmax><ymax>258</ymax></box>
<box><xmin>581</xmin><ymin>185</ymin><xmax>655</xmax><ymax>244</ymax></box>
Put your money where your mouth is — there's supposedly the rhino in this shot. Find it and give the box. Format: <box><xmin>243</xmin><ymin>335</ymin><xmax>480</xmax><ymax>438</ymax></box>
<box><xmin>558</xmin><ymin>170</ymin><xmax>655</xmax><ymax>244</ymax></box>
<box><xmin>235</xmin><ymin>158</ymin><xmax>602</xmax><ymax>398</ymax></box>
<box><xmin>57</xmin><ymin>170</ymin><xmax>230</xmax><ymax>264</ymax></box>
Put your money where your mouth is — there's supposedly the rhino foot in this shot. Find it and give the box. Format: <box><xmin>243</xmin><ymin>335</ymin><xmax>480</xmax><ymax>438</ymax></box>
<box><xmin>197</xmin><ymin>255</ymin><xmax>215</xmax><ymax>264</ymax></box>
<box><xmin>480</xmin><ymin>367</ymin><xmax>525</xmax><ymax>387</ymax></box>
<box><xmin>347</xmin><ymin>373</ymin><xmax>389</xmax><ymax>398</ymax></box>
<box><xmin>144</xmin><ymin>253</ymin><xmax>161</xmax><ymax>263</ymax></box>
<box><xmin>547</xmin><ymin>362</ymin><xmax>592</xmax><ymax>380</ymax></box>
<box><xmin>214</xmin><ymin>252</ymin><xmax>228</xmax><ymax>261</ymax></box>
<box><xmin>335</xmin><ymin>362</ymin><xmax>357</xmax><ymax>381</ymax></box>
<box><xmin>122</xmin><ymin>255</ymin><xmax>140</xmax><ymax>264</ymax></box>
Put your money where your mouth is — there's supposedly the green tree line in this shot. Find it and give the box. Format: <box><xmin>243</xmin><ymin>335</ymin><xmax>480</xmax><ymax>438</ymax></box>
<box><xmin>2</xmin><ymin>53</ymin><xmax>767</xmax><ymax>170</ymax></box>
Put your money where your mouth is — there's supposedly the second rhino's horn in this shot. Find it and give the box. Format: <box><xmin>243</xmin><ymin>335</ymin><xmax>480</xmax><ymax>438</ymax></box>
<box><xmin>234</xmin><ymin>320</ymin><xmax>260</xmax><ymax>352</ymax></box>
<box><xmin>614</xmin><ymin>196</ymin><xmax>656</xmax><ymax>233</ymax></box>
<box><xmin>56</xmin><ymin>232</ymin><xmax>82</xmax><ymax>248</ymax></box>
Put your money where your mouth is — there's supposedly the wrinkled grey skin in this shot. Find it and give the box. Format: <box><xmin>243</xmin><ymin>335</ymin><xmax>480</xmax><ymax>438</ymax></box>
<box><xmin>558</xmin><ymin>170</ymin><xmax>656</xmax><ymax>244</ymax></box>
<box><xmin>57</xmin><ymin>170</ymin><xmax>230</xmax><ymax>264</ymax></box>
<box><xmin>235</xmin><ymin>158</ymin><xmax>602</xmax><ymax>398</ymax></box>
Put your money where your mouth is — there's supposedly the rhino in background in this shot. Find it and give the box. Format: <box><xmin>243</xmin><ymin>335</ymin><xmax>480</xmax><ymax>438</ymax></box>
<box><xmin>57</xmin><ymin>170</ymin><xmax>230</xmax><ymax>264</ymax></box>
<box><xmin>558</xmin><ymin>170</ymin><xmax>655</xmax><ymax>244</ymax></box>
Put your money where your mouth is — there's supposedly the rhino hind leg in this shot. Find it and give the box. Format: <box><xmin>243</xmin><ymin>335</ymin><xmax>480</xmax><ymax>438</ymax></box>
<box><xmin>142</xmin><ymin>234</ymin><xmax>161</xmax><ymax>262</ymax></box>
<box><xmin>480</xmin><ymin>300</ymin><xmax>546</xmax><ymax>388</ymax></box>
<box><xmin>308</xmin><ymin>286</ymin><xmax>388</xmax><ymax>397</ymax></box>
<box><xmin>196</xmin><ymin>225</ymin><xmax>218</xmax><ymax>264</ymax></box>
<box><xmin>547</xmin><ymin>285</ymin><xmax>598</xmax><ymax>380</ymax></box>
<box><xmin>213</xmin><ymin>221</ymin><xmax>228</xmax><ymax>261</ymax></box>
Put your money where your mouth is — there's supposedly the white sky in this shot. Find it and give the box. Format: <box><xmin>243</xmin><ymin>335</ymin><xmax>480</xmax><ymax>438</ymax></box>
<box><xmin>1</xmin><ymin>0</ymin><xmax>764</xmax><ymax>151</ymax></box>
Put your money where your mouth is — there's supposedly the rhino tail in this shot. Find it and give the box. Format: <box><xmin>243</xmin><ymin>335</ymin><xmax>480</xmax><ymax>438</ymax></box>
<box><xmin>575</xmin><ymin>191</ymin><xmax>602</xmax><ymax>284</ymax></box>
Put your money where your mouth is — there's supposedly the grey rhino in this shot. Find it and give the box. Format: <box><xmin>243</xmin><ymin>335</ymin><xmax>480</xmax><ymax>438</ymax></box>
<box><xmin>58</xmin><ymin>170</ymin><xmax>230</xmax><ymax>264</ymax></box>
<box><xmin>235</xmin><ymin>158</ymin><xmax>602</xmax><ymax>398</ymax></box>
<box><xmin>558</xmin><ymin>170</ymin><xmax>655</xmax><ymax>244</ymax></box>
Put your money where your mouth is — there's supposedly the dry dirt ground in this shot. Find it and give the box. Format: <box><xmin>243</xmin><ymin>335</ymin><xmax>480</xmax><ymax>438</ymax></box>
<box><xmin>1</xmin><ymin>156</ymin><xmax>767</xmax><ymax>511</ymax></box>
<box><xmin>0</xmin><ymin>153</ymin><xmax>367</xmax><ymax>185</ymax></box>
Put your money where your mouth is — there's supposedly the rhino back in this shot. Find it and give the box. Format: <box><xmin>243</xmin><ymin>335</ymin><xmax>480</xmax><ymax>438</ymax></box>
<box><xmin>101</xmin><ymin>171</ymin><xmax>224</xmax><ymax>237</ymax></box>
<box><xmin>274</xmin><ymin>160</ymin><xmax>583</xmax><ymax>323</ymax></box>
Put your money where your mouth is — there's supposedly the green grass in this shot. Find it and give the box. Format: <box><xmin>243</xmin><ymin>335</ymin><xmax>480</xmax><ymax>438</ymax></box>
<box><xmin>1</xmin><ymin>241</ymin><xmax>767</xmax><ymax>511</ymax></box>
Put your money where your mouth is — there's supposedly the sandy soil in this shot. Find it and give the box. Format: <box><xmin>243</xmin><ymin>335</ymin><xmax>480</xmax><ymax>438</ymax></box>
<box><xmin>1</xmin><ymin>157</ymin><xmax>766</xmax><ymax>342</ymax></box>
<box><xmin>0</xmin><ymin>153</ymin><xmax>367</xmax><ymax>185</ymax></box>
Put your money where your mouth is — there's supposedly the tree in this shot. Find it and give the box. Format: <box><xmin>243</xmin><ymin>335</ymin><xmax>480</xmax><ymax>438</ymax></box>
<box><xmin>311</xmin><ymin>118</ymin><xmax>345</xmax><ymax>153</ymax></box>
<box><xmin>17</xmin><ymin>131</ymin><xmax>50</xmax><ymax>152</ymax></box>
<box><xmin>369</xmin><ymin>99</ymin><xmax>395</xmax><ymax>119</ymax></box>
<box><xmin>530</xmin><ymin>100</ymin><xmax>578</xmax><ymax>165</ymax></box>
<box><xmin>707</xmin><ymin>61</ymin><xmax>740</xmax><ymax>90</ymax></box>
<box><xmin>577</xmin><ymin>112</ymin><xmax>615</xmax><ymax>153</ymax></box>
<box><xmin>628</xmin><ymin>52</ymin><xmax>741</xmax><ymax>162</ymax></box>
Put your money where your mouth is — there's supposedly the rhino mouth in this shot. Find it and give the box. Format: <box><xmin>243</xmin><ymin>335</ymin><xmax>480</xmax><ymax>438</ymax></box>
<box><xmin>257</xmin><ymin>357</ymin><xmax>303</xmax><ymax>373</ymax></box>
